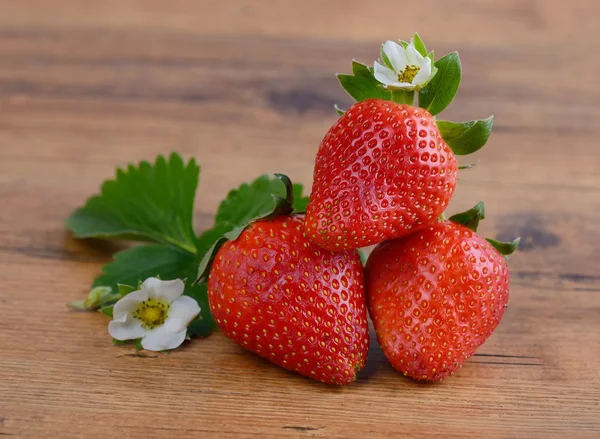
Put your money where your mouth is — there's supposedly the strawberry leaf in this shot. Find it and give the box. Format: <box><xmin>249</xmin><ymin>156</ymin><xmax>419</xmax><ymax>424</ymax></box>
<box><xmin>437</xmin><ymin>117</ymin><xmax>494</xmax><ymax>156</ymax></box>
<box><xmin>449</xmin><ymin>202</ymin><xmax>485</xmax><ymax>232</ymax></box>
<box><xmin>487</xmin><ymin>237</ymin><xmax>520</xmax><ymax>256</ymax></box>
<box><xmin>93</xmin><ymin>244</ymin><xmax>215</xmax><ymax>336</ymax></box>
<box><xmin>418</xmin><ymin>52</ymin><xmax>461</xmax><ymax>116</ymax></box>
<box><xmin>196</xmin><ymin>174</ymin><xmax>308</xmax><ymax>256</ymax></box>
<box><xmin>67</xmin><ymin>153</ymin><xmax>200</xmax><ymax>254</ymax></box>
<box><xmin>100</xmin><ymin>305</ymin><xmax>114</xmax><ymax>318</ymax></box>
<box><xmin>337</xmin><ymin>61</ymin><xmax>392</xmax><ymax>103</ymax></box>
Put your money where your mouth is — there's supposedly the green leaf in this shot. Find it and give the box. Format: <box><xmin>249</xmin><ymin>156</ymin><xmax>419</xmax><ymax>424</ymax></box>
<box><xmin>100</xmin><ymin>305</ymin><xmax>114</xmax><ymax>318</ymax></box>
<box><xmin>260</xmin><ymin>173</ymin><xmax>295</xmax><ymax>221</ymax></box>
<box><xmin>135</xmin><ymin>339</ymin><xmax>143</xmax><ymax>350</ymax></box>
<box><xmin>194</xmin><ymin>239</ymin><xmax>227</xmax><ymax>285</ymax></box>
<box><xmin>185</xmin><ymin>283</ymin><xmax>216</xmax><ymax>337</ymax></box>
<box><xmin>196</xmin><ymin>174</ymin><xmax>309</xmax><ymax>256</ymax></box>
<box><xmin>337</xmin><ymin>61</ymin><xmax>392</xmax><ymax>103</ymax></box>
<box><xmin>412</xmin><ymin>33</ymin><xmax>427</xmax><ymax>57</ymax></box>
<box><xmin>93</xmin><ymin>244</ymin><xmax>215</xmax><ymax>334</ymax></box>
<box><xmin>418</xmin><ymin>52</ymin><xmax>461</xmax><ymax>116</ymax></box>
<box><xmin>449</xmin><ymin>202</ymin><xmax>485</xmax><ymax>232</ymax></box>
<box><xmin>487</xmin><ymin>237</ymin><xmax>520</xmax><ymax>256</ymax></box>
<box><xmin>112</xmin><ymin>338</ymin><xmax>130</xmax><ymax>346</ymax></box>
<box><xmin>67</xmin><ymin>153</ymin><xmax>199</xmax><ymax>254</ymax></box>
<box><xmin>117</xmin><ymin>283</ymin><xmax>136</xmax><ymax>297</ymax></box>
<box><xmin>437</xmin><ymin>117</ymin><xmax>494</xmax><ymax>156</ymax></box>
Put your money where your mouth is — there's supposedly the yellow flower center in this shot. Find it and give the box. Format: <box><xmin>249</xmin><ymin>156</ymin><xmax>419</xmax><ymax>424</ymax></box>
<box><xmin>133</xmin><ymin>298</ymin><xmax>170</xmax><ymax>329</ymax></box>
<box><xmin>398</xmin><ymin>65</ymin><xmax>420</xmax><ymax>83</ymax></box>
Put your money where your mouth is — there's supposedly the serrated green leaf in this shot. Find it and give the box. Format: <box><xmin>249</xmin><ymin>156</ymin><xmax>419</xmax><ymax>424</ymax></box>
<box><xmin>487</xmin><ymin>237</ymin><xmax>520</xmax><ymax>256</ymax></box>
<box><xmin>196</xmin><ymin>175</ymin><xmax>309</xmax><ymax>256</ymax></box>
<box><xmin>418</xmin><ymin>52</ymin><xmax>461</xmax><ymax>116</ymax></box>
<box><xmin>412</xmin><ymin>33</ymin><xmax>427</xmax><ymax>57</ymax></box>
<box><xmin>437</xmin><ymin>117</ymin><xmax>494</xmax><ymax>156</ymax></box>
<box><xmin>337</xmin><ymin>61</ymin><xmax>392</xmax><ymax>103</ymax></box>
<box><xmin>100</xmin><ymin>305</ymin><xmax>114</xmax><ymax>318</ymax></box>
<box><xmin>93</xmin><ymin>244</ymin><xmax>215</xmax><ymax>334</ymax></box>
<box><xmin>449</xmin><ymin>202</ymin><xmax>485</xmax><ymax>232</ymax></box>
<box><xmin>67</xmin><ymin>153</ymin><xmax>199</xmax><ymax>254</ymax></box>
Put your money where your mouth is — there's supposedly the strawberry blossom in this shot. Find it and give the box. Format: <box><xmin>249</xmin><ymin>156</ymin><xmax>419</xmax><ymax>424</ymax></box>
<box><xmin>374</xmin><ymin>39</ymin><xmax>433</xmax><ymax>90</ymax></box>
<box><xmin>108</xmin><ymin>277</ymin><xmax>200</xmax><ymax>351</ymax></box>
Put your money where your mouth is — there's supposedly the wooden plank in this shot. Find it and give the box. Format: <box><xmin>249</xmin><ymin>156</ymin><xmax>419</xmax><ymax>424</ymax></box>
<box><xmin>1</xmin><ymin>1</ymin><xmax>599</xmax><ymax>438</ymax></box>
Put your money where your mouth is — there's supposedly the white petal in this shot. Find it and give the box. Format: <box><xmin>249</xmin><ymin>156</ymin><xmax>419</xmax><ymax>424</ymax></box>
<box><xmin>405</xmin><ymin>44</ymin><xmax>420</xmax><ymax>65</ymax></box>
<box><xmin>108</xmin><ymin>316</ymin><xmax>146</xmax><ymax>340</ymax></box>
<box><xmin>163</xmin><ymin>296</ymin><xmax>201</xmax><ymax>333</ymax></box>
<box><xmin>112</xmin><ymin>289</ymin><xmax>148</xmax><ymax>321</ymax></box>
<box><xmin>412</xmin><ymin>58</ymin><xmax>433</xmax><ymax>86</ymax></box>
<box><xmin>382</xmin><ymin>40</ymin><xmax>408</xmax><ymax>72</ymax></box>
<box><xmin>141</xmin><ymin>277</ymin><xmax>184</xmax><ymax>303</ymax></box>
<box><xmin>384</xmin><ymin>81</ymin><xmax>417</xmax><ymax>91</ymax></box>
<box><xmin>374</xmin><ymin>61</ymin><xmax>400</xmax><ymax>86</ymax></box>
<box><xmin>141</xmin><ymin>326</ymin><xmax>187</xmax><ymax>351</ymax></box>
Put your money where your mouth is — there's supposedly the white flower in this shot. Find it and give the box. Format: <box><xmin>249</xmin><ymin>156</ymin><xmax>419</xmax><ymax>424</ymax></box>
<box><xmin>108</xmin><ymin>277</ymin><xmax>200</xmax><ymax>351</ymax></box>
<box><xmin>374</xmin><ymin>39</ymin><xmax>433</xmax><ymax>90</ymax></box>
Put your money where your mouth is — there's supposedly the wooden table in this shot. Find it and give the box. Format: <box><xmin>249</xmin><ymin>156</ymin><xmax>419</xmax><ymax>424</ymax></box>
<box><xmin>1</xmin><ymin>1</ymin><xmax>599</xmax><ymax>437</ymax></box>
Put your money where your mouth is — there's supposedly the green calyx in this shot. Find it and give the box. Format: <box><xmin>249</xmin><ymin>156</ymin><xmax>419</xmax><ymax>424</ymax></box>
<box><xmin>448</xmin><ymin>202</ymin><xmax>520</xmax><ymax>257</ymax></box>
<box><xmin>449</xmin><ymin>202</ymin><xmax>486</xmax><ymax>233</ymax></box>
<box><xmin>194</xmin><ymin>173</ymin><xmax>299</xmax><ymax>285</ymax></box>
<box><xmin>336</xmin><ymin>33</ymin><xmax>493</xmax><ymax>157</ymax></box>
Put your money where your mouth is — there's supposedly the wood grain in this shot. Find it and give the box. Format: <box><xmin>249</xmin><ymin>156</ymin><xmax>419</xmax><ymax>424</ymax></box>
<box><xmin>1</xmin><ymin>1</ymin><xmax>599</xmax><ymax>438</ymax></box>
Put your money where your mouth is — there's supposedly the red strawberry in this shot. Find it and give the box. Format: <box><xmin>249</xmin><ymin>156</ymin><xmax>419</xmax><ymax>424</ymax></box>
<box><xmin>305</xmin><ymin>99</ymin><xmax>458</xmax><ymax>252</ymax></box>
<box><xmin>207</xmin><ymin>214</ymin><xmax>370</xmax><ymax>385</ymax></box>
<box><xmin>365</xmin><ymin>221</ymin><xmax>511</xmax><ymax>381</ymax></box>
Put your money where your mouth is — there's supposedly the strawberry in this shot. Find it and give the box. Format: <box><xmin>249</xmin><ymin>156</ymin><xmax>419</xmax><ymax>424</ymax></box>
<box><xmin>207</xmin><ymin>214</ymin><xmax>370</xmax><ymax>385</ymax></box>
<box><xmin>305</xmin><ymin>99</ymin><xmax>458</xmax><ymax>252</ymax></box>
<box><xmin>365</xmin><ymin>219</ymin><xmax>516</xmax><ymax>381</ymax></box>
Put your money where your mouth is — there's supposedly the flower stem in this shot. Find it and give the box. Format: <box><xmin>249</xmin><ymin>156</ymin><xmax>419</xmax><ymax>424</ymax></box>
<box><xmin>390</xmin><ymin>90</ymin><xmax>415</xmax><ymax>106</ymax></box>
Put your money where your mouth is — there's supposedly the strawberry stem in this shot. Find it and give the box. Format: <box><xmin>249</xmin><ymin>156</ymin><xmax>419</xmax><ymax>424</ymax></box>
<box><xmin>390</xmin><ymin>90</ymin><xmax>414</xmax><ymax>106</ymax></box>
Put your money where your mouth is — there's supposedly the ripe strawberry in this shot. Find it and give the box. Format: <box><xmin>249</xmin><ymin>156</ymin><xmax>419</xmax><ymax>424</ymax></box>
<box><xmin>305</xmin><ymin>99</ymin><xmax>458</xmax><ymax>252</ymax></box>
<box><xmin>365</xmin><ymin>221</ymin><xmax>511</xmax><ymax>381</ymax></box>
<box><xmin>207</xmin><ymin>214</ymin><xmax>370</xmax><ymax>385</ymax></box>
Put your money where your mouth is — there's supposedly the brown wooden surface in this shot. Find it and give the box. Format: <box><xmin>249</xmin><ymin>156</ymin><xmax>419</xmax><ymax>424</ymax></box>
<box><xmin>1</xmin><ymin>1</ymin><xmax>599</xmax><ymax>438</ymax></box>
